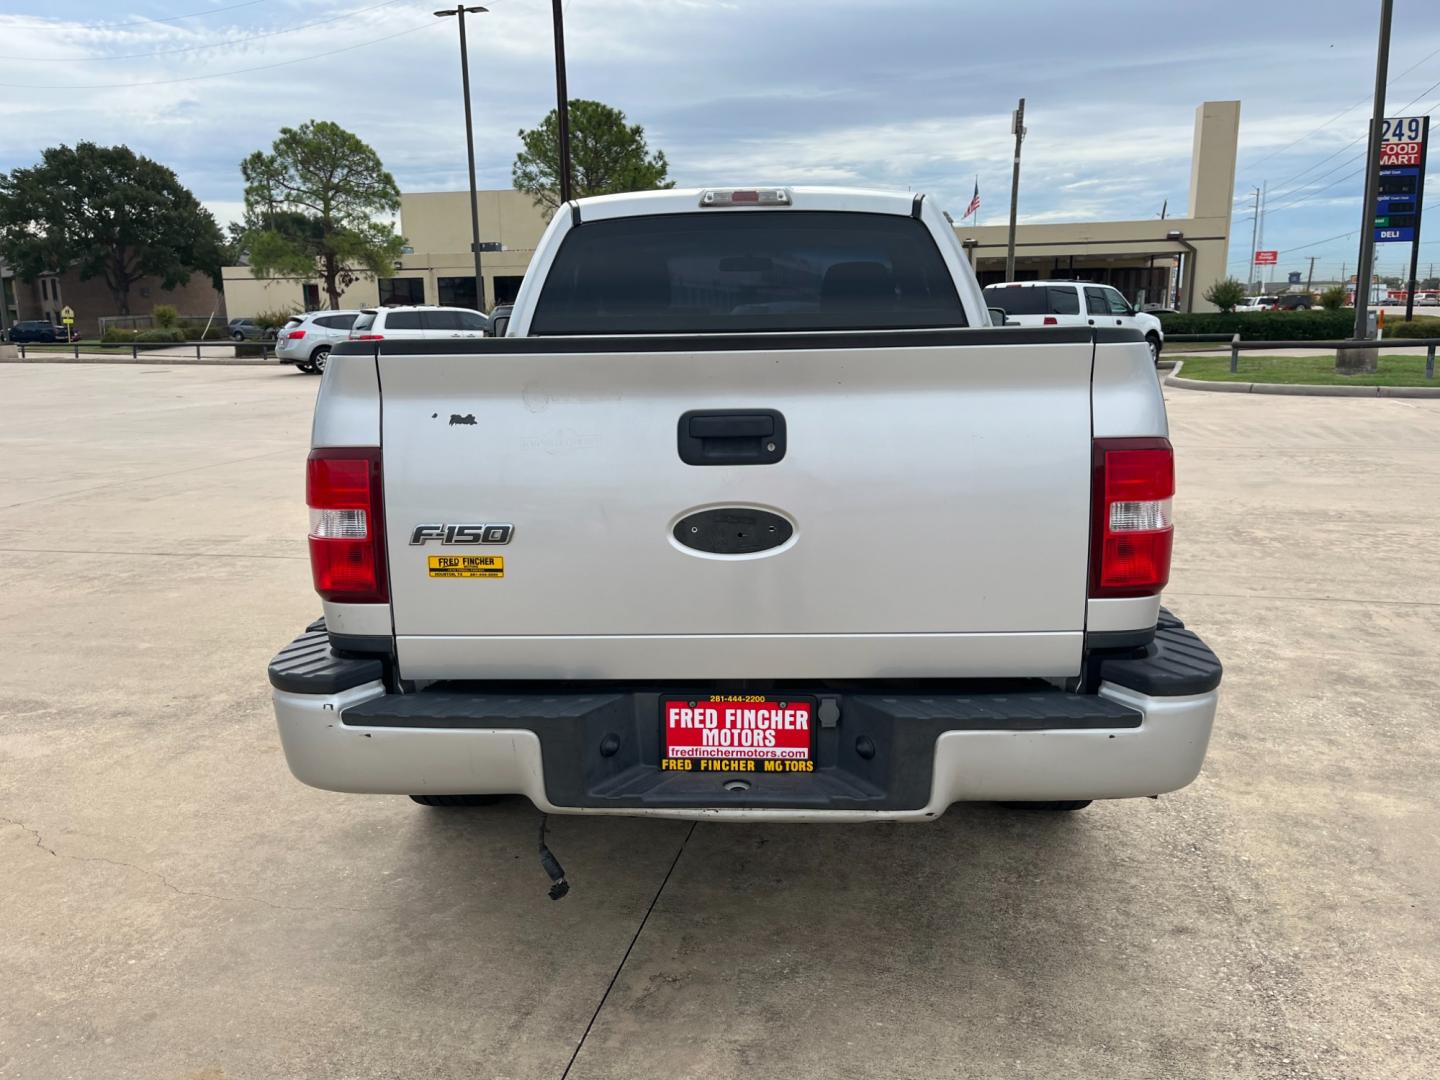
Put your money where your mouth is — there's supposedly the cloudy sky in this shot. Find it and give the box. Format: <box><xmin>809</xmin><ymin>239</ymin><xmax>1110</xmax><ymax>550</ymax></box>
<box><xmin>2</xmin><ymin>0</ymin><xmax>1438</xmax><ymax>282</ymax></box>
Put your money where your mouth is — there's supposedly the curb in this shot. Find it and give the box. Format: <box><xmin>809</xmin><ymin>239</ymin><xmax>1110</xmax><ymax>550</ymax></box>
<box><xmin>1164</xmin><ymin>360</ymin><xmax>1440</xmax><ymax>399</ymax></box>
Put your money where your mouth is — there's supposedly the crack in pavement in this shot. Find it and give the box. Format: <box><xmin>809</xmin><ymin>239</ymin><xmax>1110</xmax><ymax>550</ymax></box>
<box><xmin>0</xmin><ymin>447</ymin><xmax>298</xmax><ymax>511</ymax></box>
<box><xmin>0</xmin><ymin>816</ymin><xmax>395</xmax><ymax>915</ymax></box>
<box><xmin>559</xmin><ymin>821</ymin><xmax>698</xmax><ymax>1080</ymax></box>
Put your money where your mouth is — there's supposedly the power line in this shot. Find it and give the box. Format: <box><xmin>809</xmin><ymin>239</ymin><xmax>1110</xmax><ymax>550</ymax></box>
<box><xmin>9</xmin><ymin>0</ymin><xmax>410</xmax><ymax>61</ymax></box>
<box><xmin>24</xmin><ymin>0</ymin><xmax>276</xmax><ymax>31</ymax></box>
<box><xmin>0</xmin><ymin>19</ymin><xmax>442</xmax><ymax>88</ymax></box>
<box><xmin>1245</xmin><ymin>41</ymin><xmax>1440</xmax><ymax>171</ymax></box>
<box><xmin>1260</xmin><ymin>77</ymin><xmax>1440</xmax><ymax>210</ymax></box>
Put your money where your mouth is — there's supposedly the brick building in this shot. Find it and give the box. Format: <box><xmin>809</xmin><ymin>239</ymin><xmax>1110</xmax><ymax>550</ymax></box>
<box><xmin>2</xmin><ymin>263</ymin><xmax>225</xmax><ymax>338</ymax></box>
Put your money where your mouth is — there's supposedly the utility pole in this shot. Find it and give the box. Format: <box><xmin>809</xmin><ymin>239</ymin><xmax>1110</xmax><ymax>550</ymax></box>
<box><xmin>1248</xmin><ymin>186</ymin><xmax>1262</xmax><ymax>292</ymax></box>
<box><xmin>1005</xmin><ymin>98</ymin><xmax>1026</xmax><ymax>282</ymax></box>
<box><xmin>1306</xmin><ymin>255</ymin><xmax>1317</xmax><ymax>296</ymax></box>
<box><xmin>434</xmin><ymin>5</ymin><xmax>489</xmax><ymax>310</ymax></box>
<box><xmin>551</xmin><ymin>0</ymin><xmax>574</xmax><ymax>204</ymax></box>
<box><xmin>1347</xmin><ymin>0</ymin><xmax>1394</xmax><ymax>367</ymax></box>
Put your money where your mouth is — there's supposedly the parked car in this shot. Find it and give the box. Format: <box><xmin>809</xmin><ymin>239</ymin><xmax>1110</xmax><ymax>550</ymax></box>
<box><xmin>228</xmin><ymin>318</ymin><xmax>277</xmax><ymax>342</ymax></box>
<box><xmin>1414</xmin><ymin>292</ymin><xmax>1440</xmax><ymax>307</ymax></box>
<box><xmin>982</xmin><ymin>280</ymin><xmax>1166</xmax><ymax>362</ymax></box>
<box><xmin>1274</xmin><ymin>294</ymin><xmax>1313</xmax><ymax>311</ymax></box>
<box><xmin>5</xmin><ymin>320</ymin><xmax>63</xmax><ymax>343</ymax></box>
<box><xmin>270</xmin><ymin>185</ymin><xmax>1221</xmax><ymax>837</ymax></box>
<box><xmin>1234</xmin><ymin>295</ymin><xmax>1279</xmax><ymax>312</ymax></box>
<box><xmin>347</xmin><ymin>305</ymin><xmax>488</xmax><ymax>341</ymax></box>
<box><xmin>275</xmin><ymin>310</ymin><xmax>362</xmax><ymax>374</ymax></box>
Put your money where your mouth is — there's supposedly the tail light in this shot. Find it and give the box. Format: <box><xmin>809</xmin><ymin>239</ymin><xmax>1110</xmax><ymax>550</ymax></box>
<box><xmin>306</xmin><ymin>448</ymin><xmax>388</xmax><ymax>603</ymax></box>
<box><xmin>287</xmin><ymin>329</ymin><xmax>306</xmax><ymax>340</ymax></box>
<box><xmin>1043</xmin><ymin>316</ymin><xmax>1058</xmax><ymax>325</ymax></box>
<box><xmin>352</xmin><ymin>333</ymin><xmax>384</xmax><ymax>341</ymax></box>
<box><xmin>1090</xmin><ymin>437</ymin><xmax>1173</xmax><ymax>598</ymax></box>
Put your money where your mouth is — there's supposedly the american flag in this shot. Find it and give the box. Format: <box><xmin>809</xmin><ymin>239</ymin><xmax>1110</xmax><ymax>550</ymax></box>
<box><xmin>961</xmin><ymin>178</ymin><xmax>981</xmax><ymax>220</ymax></box>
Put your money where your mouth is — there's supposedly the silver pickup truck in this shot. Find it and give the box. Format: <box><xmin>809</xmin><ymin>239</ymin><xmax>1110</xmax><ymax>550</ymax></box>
<box><xmin>269</xmin><ymin>186</ymin><xmax>1221</xmax><ymax>824</ymax></box>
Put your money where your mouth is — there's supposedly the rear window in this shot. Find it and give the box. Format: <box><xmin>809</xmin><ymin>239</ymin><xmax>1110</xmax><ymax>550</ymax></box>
<box><xmin>385</xmin><ymin>311</ymin><xmax>425</xmax><ymax>331</ymax></box>
<box><xmin>530</xmin><ymin>211</ymin><xmax>966</xmax><ymax>334</ymax></box>
<box><xmin>982</xmin><ymin>286</ymin><xmax>1080</xmax><ymax>316</ymax></box>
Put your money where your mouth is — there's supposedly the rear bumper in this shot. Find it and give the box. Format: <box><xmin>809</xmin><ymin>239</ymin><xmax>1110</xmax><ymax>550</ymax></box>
<box><xmin>269</xmin><ymin>617</ymin><xmax>1221</xmax><ymax>821</ymax></box>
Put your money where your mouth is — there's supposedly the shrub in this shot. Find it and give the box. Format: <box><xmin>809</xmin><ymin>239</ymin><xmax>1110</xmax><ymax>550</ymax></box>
<box><xmin>180</xmin><ymin>324</ymin><xmax>231</xmax><ymax>340</ymax></box>
<box><xmin>1319</xmin><ymin>285</ymin><xmax>1347</xmax><ymax>310</ymax></box>
<box><xmin>134</xmin><ymin>327</ymin><xmax>187</xmax><ymax>343</ymax></box>
<box><xmin>101</xmin><ymin>327</ymin><xmax>138</xmax><ymax>344</ymax></box>
<box><xmin>1203</xmin><ymin>276</ymin><xmax>1248</xmax><ymax>313</ymax></box>
<box><xmin>1388</xmin><ymin>317</ymin><xmax>1440</xmax><ymax>339</ymax></box>
<box><xmin>151</xmin><ymin>304</ymin><xmax>179</xmax><ymax>329</ymax></box>
<box><xmin>254</xmin><ymin>306</ymin><xmax>298</xmax><ymax>331</ymax></box>
<box><xmin>1157</xmin><ymin>310</ymin><xmax>1355</xmax><ymax>340</ymax></box>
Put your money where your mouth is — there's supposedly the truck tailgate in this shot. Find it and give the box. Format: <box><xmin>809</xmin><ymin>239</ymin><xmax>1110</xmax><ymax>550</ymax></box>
<box><xmin>378</xmin><ymin>330</ymin><xmax>1095</xmax><ymax>680</ymax></box>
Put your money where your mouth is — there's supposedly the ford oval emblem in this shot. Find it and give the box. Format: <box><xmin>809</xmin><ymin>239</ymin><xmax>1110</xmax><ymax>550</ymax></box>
<box><xmin>674</xmin><ymin>507</ymin><xmax>793</xmax><ymax>555</ymax></box>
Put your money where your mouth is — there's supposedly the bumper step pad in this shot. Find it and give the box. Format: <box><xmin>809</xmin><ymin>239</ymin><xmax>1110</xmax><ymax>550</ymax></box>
<box><xmin>1096</xmin><ymin>608</ymin><xmax>1223</xmax><ymax>697</ymax></box>
<box><xmin>268</xmin><ymin>620</ymin><xmax>385</xmax><ymax>695</ymax></box>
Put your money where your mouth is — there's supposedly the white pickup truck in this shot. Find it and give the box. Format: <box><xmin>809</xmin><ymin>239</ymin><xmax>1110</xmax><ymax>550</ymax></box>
<box><xmin>269</xmin><ymin>186</ymin><xmax>1221</xmax><ymax>825</ymax></box>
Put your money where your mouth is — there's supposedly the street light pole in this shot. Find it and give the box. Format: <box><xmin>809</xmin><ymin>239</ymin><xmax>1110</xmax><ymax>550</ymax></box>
<box><xmin>435</xmin><ymin>4</ymin><xmax>489</xmax><ymax>311</ymax></box>
<box><xmin>551</xmin><ymin>0</ymin><xmax>573</xmax><ymax>204</ymax></box>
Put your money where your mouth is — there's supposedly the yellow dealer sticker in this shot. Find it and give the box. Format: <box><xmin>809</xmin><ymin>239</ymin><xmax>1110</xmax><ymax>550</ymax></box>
<box><xmin>428</xmin><ymin>554</ymin><xmax>504</xmax><ymax>579</ymax></box>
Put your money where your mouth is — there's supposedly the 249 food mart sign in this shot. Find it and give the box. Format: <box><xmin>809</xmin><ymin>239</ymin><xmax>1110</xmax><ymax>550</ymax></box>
<box><xmin>1374</xmin><ymin>116</ymin><xmax>1428</xmax><ymax>244</ymax></box>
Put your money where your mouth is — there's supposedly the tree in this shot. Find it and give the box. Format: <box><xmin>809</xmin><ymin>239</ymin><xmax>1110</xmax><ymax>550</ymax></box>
<box><xmin>240</xmin><ymin>121</ymin><xmax>404</xmax><ymax>309</ymax></box>
<box><xmin>1421</xmin><ymin>276</ymin><xmax>1439</xmax><ymax>290</ymax></box>
<box><xmin>1203</xmin><ymin>276</ymin><xmax>1248</xmax><ymax>313</ymax></box>
<box><xmin>0</xmin><ymin>143</ymin><xmax>223</xmax><ymax>315</ymax></box>
<box><xmin>512</xmin><ymin>99</ymin><xmax>674</xmax><ymax>213</ymax></box>
<box><xmin>1319</xmin><ymin>285</ymin><xmax>1347</xmax><ymax>310</ymax></box>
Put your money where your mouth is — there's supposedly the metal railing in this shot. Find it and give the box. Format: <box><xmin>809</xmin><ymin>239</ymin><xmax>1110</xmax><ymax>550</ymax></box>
<box><xmin>1168</xmin><ymin>333</ymin><xmax>1440</xmax><ymax>378</ymax></box>
<box><xmin>14</xmin><ymin>340</ymin><xmax>275</xmax><ymax>362</ymax></box>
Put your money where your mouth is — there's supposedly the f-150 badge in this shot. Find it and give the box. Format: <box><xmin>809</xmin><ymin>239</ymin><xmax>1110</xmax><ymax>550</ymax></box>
<box><xmin>409</xmin><ymin>524</ymin><xmax>513</xmax><ymax>545</ymax></box>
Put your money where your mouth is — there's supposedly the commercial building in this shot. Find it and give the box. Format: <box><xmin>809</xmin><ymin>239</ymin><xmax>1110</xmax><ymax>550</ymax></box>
<box><xmin>959</xmin><ymin>101</ymin><xmax>1239</xmax><ymax>310</ymax></box>
<box><xmin>221</xmin><ymin>189</ymin><xmax>544</xmax><ymax>318</ymax></box>
<box><xmin>221</xmin><ymin>100</ymin><xmax>1240</xmax><ymax>318</ymax></box>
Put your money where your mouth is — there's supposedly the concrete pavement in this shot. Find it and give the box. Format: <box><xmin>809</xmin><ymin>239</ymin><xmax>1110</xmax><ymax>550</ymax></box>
<box><xmin>2</xmin><ymin>365</ymin><xmax>1438</xmax><ymax>1079</ymax></box>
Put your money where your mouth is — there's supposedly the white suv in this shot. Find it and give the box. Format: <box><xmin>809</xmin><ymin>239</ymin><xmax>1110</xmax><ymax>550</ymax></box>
<box><xmin>983</xmin><ymin>281</ymin><xmax>1166</xmax><ymax>362</ymax></box>
<box><xmin>348</xmin><ymin>306</ymin><xmax>489</xmax><ymax>342</ymax></box>
<box><xmin>276</xmin><ymin>310</ymin><xmax>362</xmax><ymax>375</ymax></box>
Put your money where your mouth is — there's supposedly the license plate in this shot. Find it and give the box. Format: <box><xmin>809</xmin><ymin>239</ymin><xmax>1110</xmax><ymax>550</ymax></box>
<box><xmin>660</xmin><ymin>695</ymin><xmax>815</xmax><ymax>774</ymax></box>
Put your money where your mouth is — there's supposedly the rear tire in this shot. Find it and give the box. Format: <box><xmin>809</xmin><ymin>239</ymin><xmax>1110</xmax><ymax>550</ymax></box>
<box><xmin>1146</xmin><ymin>333</ymin><xmax>1161</xmax><ymax>365</ymax></box>
<box><xmin>295</xmin><ymin>361</ymin><xmax>317</xmax><ymax>374</ymax></box>
<box><xmin>409</xmin><ymin>794</ymin><xmax>504</xmax><ymax>807</ymax></box>
<box><xmin>310</xmin><ymin>345</ymin><xmax>331</xmax><ymax>373</ymax></box>
<box><xmin>231</xmin><ymin>330</ymin><xmax>245</xmax><ymax>342</ymax></box>
<box><xmin>998</xmin><ymin>800</ymin><xmax>1092</xmax><ymax>812</ymax></box>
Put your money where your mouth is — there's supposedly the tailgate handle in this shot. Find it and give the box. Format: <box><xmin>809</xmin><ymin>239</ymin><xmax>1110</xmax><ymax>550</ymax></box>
<box><xmin>678</xmin><ymin>409</ymin><xmax>786</xmax><ymax>466</ymax></box>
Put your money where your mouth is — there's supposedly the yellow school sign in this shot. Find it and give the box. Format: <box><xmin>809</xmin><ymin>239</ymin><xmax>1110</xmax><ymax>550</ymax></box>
<box><xmin>60</xmin><ymin>306</ymin><xmax>74</xmax><ymax>326</ymax></box>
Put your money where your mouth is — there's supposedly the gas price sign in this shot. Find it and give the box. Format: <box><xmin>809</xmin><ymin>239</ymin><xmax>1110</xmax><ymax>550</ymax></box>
<box><xmin>1374</xmin><ymin>116</ymin><xmax>1428</xmax><ymax>244</ymax></box>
